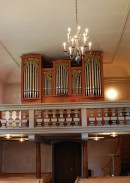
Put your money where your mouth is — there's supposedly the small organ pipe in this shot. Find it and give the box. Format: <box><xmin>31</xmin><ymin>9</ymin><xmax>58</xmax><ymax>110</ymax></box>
<box><xmin>88</xmin><ymin>64</ymin><xmax>90</xmax><ymax>96</ymax></box>
<box><xmin>56</xmin><ymin>69</ymin><xmax>57</xmax><ymax>95</ymax></box>
<box><xmin>32</xmin><ymin>64</ymin><xmax>34</xmax><ymax>97</ymax></box>
<box><xmin>44</xmin><ymin>75</ymin><xmax>46</xmax><ymax>95</ymax></box>
<box><xmin>58</xmin><ymin>67</ymin><xmax>60</xmax><ymax>94</ymax></box>
<box><xmin>36</xmin><ymin>69</ymin><xmax>39</xmax><ymax>98</ymax></box>
<box><xmin>93</xmin><ymin>60</ymin><xmax>96</xmax><ymax>95</ymax></box>
<box><xmin>63</xmin><ymin>66</ymin><xmax>65</xmax><ymax>94</ymax></box>
<box><xmin>58</xmin><ymin>67</ymin><xmax>59</xmax><ymax>94</ymax></box>
<box><xmin>79</xmin><ymin>73</ymin><xmax>81</xmax><ymax>94</ymax></box>
<box><xmin>66</xmin><ymin>69</ymin><xmax>68</xmax><ymax>94</ymax></box>
<box><xmin>99</xmin><ymin>67</ymin><xmax>101</xmax><ymax>96</ymax></box>
<box><xmin>89</xmin><ymin>62</ymin><xmax>92</xmax><ymax>95</ymax></box>
<box><xmin>24</xmin><ymin>69</ymin><xmax>26</xmax><ymax>98</ymax></box>
<box><xmin>25</xmin><ymin>67</ymin><xmax>28</xmax><ymax>98</ymax></box>
<box><xmin>35</xmin><ymin>67</ymin><xmax>37</xmax><ymax>97</ymax></box>
<box><xmin>60</xmin><ymin>66</ymin><xmax>62</xmax><ymax>94</ymax></box>
<box><xmin>64</xmin><ymin>69</ymin><xmax>67</xmax><ymax>94</ymax></box>
<box><xmin>77</xmin><ymin>74</ymin><xmax>79</xmax><ymax>94</ymax></box>
<box><xmin>85</xmin><ymin>65</ymin><xmax>87</xmax><ymax>96</ymax></box>
<box><xmin>29</xmin><ymin>61</ymin><xmax>32</xmax><ymax>98</ymax></box>
<box><xmin>93</xmin><ymin>61</ymin><xmax>96</xmax><ymax>95</ymax></box>
<box><xmin>27</xmin><ymin>64</ymin><xmax>29</xmax><ymax>98</ymax></box>
<box><xmin>94</xmin><ymin>63</ymin><xmax>97</xmax><ymax>96</ymax></box>
<box><xmin>91</xmin><ymin>59</ymin><xmax>94</xmax><ymax>95</ymax></box>
<box><xmin>97</xmin><ymin>65</ymin><xmax>100</xmax><ymax>96</ymax></box>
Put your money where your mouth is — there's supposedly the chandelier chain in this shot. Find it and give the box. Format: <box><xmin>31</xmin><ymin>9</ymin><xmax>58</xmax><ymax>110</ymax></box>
<box><xmin>75</xmin><ymin>0</ymin><xmax>78</xmax><ymax>27</ymax></box>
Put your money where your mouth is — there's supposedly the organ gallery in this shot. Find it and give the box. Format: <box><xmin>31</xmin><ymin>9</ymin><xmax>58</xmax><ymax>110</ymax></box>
<box><xmin>21</xmin><ymin>51</ymin><xmax>104</xmax><ymax>103</ymax></box>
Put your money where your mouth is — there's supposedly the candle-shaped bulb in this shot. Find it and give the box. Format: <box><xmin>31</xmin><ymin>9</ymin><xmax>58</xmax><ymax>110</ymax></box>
<box><xmin>71</xmin><ymin>38</ymin><xmax>74</xmax><ymax>46</ymax></box>
<box><xmin>89</xmin><ymin>42</ymin><xmax>92</xmax><ymax>50</ymax></box>
<box><xmin>86</xmin><ymin>28</ymin><xmax>88</xmax><ymax>35</ymax></box>
<box><xmin>78</xmin><ymin>26</ymin><xmax>81</xmax><ymax>33</ymax></box>
<box><xmin>84</xmin><ymin>37</ymin><xmax>87</xmax><ymax>44</ymax></box>
<box><xmin>78</xmin><ymin>26</ymin><xmax>81</xmax><ymax>30</ymax></box>
<box><xmin>81</xmin><ymin>46</ymin><xmax>84</xmax><ymax>55</ymax></box>
<box><xmin>68</xmin><ymin>28</ymin><xmax>71</xmax><ymax>34</ymax></box>
<box><xmin>69</xmin><ymin>47</ymin><xmax>72</xmax><ymax>55</ymax></box>
<box><xmin>63</xmin><ymin>42</ymin><xmax>66</xmax><ymax>50</ymax></box>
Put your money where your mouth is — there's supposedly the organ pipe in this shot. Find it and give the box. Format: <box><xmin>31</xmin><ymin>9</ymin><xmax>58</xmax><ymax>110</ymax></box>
<box><xmin>72</xmin><ymin>70</ymin><xmax>82</xmax><ymax>94</ymax></box>
<box><xmin>84</xmin><ymin>54</ymin><xmax>102</xmax><ymax>97</ymax></box>
<box><xmin>55</xmin><ymin>63</ymin><xmax>69</xmax><ymax>95</ymax></box>
<box><xmin>43</xmin><ymin>71</ymin><xmax>52</xmax><ymax>95</ymax></box>
<box><xmin>22</xmin><ymin>56</ymin><xmax>40</xmax><ymax>99</ymax></box>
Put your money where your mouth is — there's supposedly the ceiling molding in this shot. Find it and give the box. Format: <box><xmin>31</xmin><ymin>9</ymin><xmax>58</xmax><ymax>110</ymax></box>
<box><xmin>104</xmin><ymin>1</ymin><xmax>130</xmax><ymax>64</ymax></box>
<box><xmin>0</xmin><ymin>40</ymin><xmax>20</xmax><ymax>67</ymax></box>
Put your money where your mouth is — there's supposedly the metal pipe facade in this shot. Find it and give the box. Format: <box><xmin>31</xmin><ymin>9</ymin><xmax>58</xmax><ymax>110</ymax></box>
<box><xmin>55</xmin><ymin>63</ymin><xmax>69</xmax><ymax>95</ymax></box>
<box><xmin>23</xmin><ymin>58</ymin><xmax>39</xmax><ymax>99</ymax></box>
<box><xmin>85</xmin><ymin>55</ymin><xmax>102</xmax><ymax>97</ymax></box>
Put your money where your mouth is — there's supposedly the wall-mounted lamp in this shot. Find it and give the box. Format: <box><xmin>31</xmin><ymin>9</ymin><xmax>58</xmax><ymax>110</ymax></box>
<box><xmin>94</xmin><ymin>136</ymin><xmax>104</xmax><ymax>141</ymax></box>
<box><xmin>19</xmin><ymin>138</ymin><xmax>25</xmax><ymax>142</ymax></box>
<box><xmin>5</xmin><ymin>134</ymin><xmax>11</xmax><ymax>139</ymax></box>
<box><xmin>106</xmin><ymin>88</ymin><xmax>118</xmax><ymax>100</ymax></box>
<box><xmin>111</xmin><ymin>132</ymin><xmax>117</xmax><ymax>137</ymax></box>
<box><xmin>89</xmin><ymin>136</ymin><xmax>104</xmax><ymax>141</ymax></box>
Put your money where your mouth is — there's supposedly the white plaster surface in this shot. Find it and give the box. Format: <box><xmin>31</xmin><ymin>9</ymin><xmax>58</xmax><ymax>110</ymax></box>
<box><xmin>2</xmin><ymin>141</ymin><xmax>52</xmax><ymax>173</ymax></box>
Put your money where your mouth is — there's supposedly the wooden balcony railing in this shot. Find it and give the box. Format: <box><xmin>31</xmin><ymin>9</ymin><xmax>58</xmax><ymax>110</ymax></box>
<box><xmin>0</xmin><ymin>101</ymin><xmax>130</xmax><ymax>135</ymax></box>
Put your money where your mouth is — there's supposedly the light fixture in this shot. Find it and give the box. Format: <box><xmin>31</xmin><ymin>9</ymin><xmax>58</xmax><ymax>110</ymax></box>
<box><xmin>94</xmin><ymin>136</ymin><xmax>104</xmax><ymax>141</ymax></box>
<box><xmin>63</xmin><ymin>0</ymin><xmax>92</xmax><ymax>63</ymax></box>
<box><xmin>111</xmin><ymin>132</ymin><xmax>117</xmax><ymax>138</ymax></box>
<box><xmin>5</xmin><ymin>134</ymin><xmax>11</xmax><ymax>139</ymax></box>
<box><xmin>19</xmin><ymin>138</ymin><xmax>25</xmax><ymax>142</ymax></box>
<box><xmin>106</xmin><ymin>88</ymin><xmax>118</xmax><ymax>100</ymax></box>
<box><xmin>89</xmin><ymin>136</ymin><xmax>104</xmax><ymax>141</ymax></box>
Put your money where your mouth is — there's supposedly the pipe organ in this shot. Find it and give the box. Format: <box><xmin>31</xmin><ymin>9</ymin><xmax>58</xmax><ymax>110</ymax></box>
<box><xmin>21</xmin><ymin>51</ymin><xmax>103</xmax><ymax>103</ymax></box>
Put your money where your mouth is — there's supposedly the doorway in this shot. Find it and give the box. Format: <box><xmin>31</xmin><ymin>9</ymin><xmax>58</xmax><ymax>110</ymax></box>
<box><xmin>53</xmin><ymin>141</ymin><xmax>81</xmax><ymax>183</ymax></box>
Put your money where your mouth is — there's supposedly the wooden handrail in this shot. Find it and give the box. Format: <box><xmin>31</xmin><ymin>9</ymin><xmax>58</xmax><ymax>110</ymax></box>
<box><xmin>102</xmin><ymin>137</ymin><xmax>121</xmax><ymax>175</ymax></box>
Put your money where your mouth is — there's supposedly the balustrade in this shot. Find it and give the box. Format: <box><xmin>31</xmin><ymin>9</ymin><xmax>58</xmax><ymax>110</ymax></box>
<box><xmin>87</xmin><ymin>107</ymin><xmax>130</xmax><ymax>126</ymax></box>
<box><xmin>35</xmin><ymin>109</ymin><xmax>81</xmax><ymax>127</ymax></box>
<box><xmin>0</xmin><ymin>101</ymin><xmax>130</xmax><ymax>134</ymax></box>
<box><xmin>0</xmin><ymin>110</ymin><xmax>29</xmax><ymax>129</ymax></box>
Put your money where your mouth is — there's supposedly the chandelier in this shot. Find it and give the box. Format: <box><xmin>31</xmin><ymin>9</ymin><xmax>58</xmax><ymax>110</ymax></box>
<box><xmin>63</xmin><ymin>0</ymin><xmax>92</xmax><ymax>63</ymax></box>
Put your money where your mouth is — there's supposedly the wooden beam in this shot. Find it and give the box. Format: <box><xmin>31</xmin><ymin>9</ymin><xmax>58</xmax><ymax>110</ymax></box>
<box><xmin>36</xmin><ymin>142</ymin><xmax>41</xmax><ymax>178</ymax></box>
<box><xmin>82</xmin><ymin>140</ymin><xmax>88</xmax><ymax>178</ymax></box>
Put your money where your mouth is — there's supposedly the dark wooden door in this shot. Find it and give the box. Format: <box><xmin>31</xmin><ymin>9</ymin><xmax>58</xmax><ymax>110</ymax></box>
<box><xmin>53</xmin><ymin>141</ymin><xmax>81</xmax><ymax>183</ymax></box>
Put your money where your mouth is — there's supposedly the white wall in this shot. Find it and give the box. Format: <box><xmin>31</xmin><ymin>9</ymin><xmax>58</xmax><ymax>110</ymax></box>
<box><xmin>0</xmin><ymin>81</ymin><xmax>5</xmax><ymax>104</ymax></box>
<box><xmin>2</xmin><ymin>141</ymin><xmax>52</xmax><ymax>173</ymax></box>
<box><xmin>4</xmin><ymin>83</ymin><xmax>21</xmax><ymax>104</ymax></box>
<box><xmin>88</xmin><ymin>138</ymin><xmax>120</xmax><ymax>176</ymax></box>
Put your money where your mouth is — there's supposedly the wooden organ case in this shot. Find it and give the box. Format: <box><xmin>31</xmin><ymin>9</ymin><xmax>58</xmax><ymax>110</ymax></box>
<box><xmin>21</xmin><ymin>51</ymin><xmax>104</xmax><ymax>103</ymax></box>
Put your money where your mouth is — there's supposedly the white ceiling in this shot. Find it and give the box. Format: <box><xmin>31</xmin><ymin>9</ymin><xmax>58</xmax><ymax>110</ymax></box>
<box><xmin>0</xmin><ymin>0</ymin><xmax>130</xmax><ymax>83</ymax></box>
